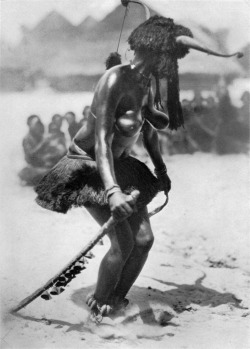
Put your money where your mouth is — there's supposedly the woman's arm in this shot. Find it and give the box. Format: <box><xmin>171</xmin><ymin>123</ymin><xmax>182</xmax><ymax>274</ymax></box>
<box><xmin>23</xmin><ymin>137</ymin><xmax>48</xmax><ymax>157</ymax></box>
<box><xmin>94</xmin><ymin>76</ymin><xmax>119</xmax><ymax>190</ymax></box>
<box><xmin>94</xmin><ymin>71</ymin><xmax>135</xmax><ymax>219</ymax></box>
<box><xmin>142</xmin><ymin>121</ymin><xmax>171</xmax><ymax>194</ymax></box>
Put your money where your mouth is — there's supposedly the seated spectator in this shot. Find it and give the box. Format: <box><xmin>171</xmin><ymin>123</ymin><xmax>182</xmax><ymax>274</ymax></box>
<box><xmin>167</xmin><ymin>129</ymin><xmax>199</xmax><ymax>155</ymax></box>
<box><xmin>64</xmin><ymin>111</ymin><xmax>81</xmax><ymax>139</ymax></box>
<box><xmin>239</xmin><ymin>91</ymin><xmax>250</xmax><ymax>127</ymax></box>
<box><xmin>18</xmin><ymin>115</ymin><xmax>49</xmax><ymax>185</ymax></box>
<box><xmin>22</xmin><ymin>115</ymin><xmax>47</xmax><ymax>167</ymax></box>
<box><xmin>48</xmin><ymin>114</ymin><xmax>66</xmax><ymax>143</ymax></box>
<box><xmin>215</xmin><ymin>82</ymin><xmax>245</xmax><ymax>154</ymax></box>
<box><xmin>49</xmin><ymin>113</ymin><xmax>63</xmax><ymax>129</ymax></box>
<box><xmin>182</xmin><ymin>99</ymin><xmax>193</xmax><ymax>120</ymax></box>
<box><xmin>186</xmin><ymin>97</ymin><xmax>217</xmax><ymax>153</ymax></box>
<box><xmin>42</xmin><ymin>122</ymin><xmax>67</xmax><ymax>168</ymax></box>
<box><xmin>191</xmin><ymin>91</ymin><xmax>207</xmax><ymax>114</ymax></box>
<box><xmin>233</xmin><ymin>91</ymin><xmax>250</xmax><ymax>152</ymax></box>
<box><xmin>79</xmin><ymin>106</ymin><xmax>91</xmax><ymax>127</ymax></box>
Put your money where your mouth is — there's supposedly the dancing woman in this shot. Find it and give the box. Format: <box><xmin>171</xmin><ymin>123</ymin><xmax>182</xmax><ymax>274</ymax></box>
<box><xmin>35</xmin><ymin>10</ymin><xmax>242</xmax><ymax>320</ymax></box>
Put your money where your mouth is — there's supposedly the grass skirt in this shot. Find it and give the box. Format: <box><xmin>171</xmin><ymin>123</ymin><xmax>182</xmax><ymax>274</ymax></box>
<box><xmin>35</xmin><ymin>155</ymin><xmax>160</xmax><ymax>214</ymax></box>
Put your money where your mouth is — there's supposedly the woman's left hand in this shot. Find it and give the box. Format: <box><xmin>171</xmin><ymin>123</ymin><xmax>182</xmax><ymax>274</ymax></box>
<box><xmin>158</xmin><ymin>173</ymin><xmax>171</xmax><ymax>195</ymax></box>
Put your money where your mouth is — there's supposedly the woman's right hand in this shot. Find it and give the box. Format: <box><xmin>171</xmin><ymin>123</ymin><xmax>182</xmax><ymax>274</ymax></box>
<box><xmin>108</xmin><ymin>191</ymin><xmax>136</xmax><ymax>221</ymax></box>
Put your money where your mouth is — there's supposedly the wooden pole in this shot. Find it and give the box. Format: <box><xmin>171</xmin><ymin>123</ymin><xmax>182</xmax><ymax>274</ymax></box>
<box><xmin>11</xmin><ymin>190</ymin><xmax>143</xmax><ymax>313</ymax></box>
<box><xmin>11</xmin><ymin>216</ymin><xmax>116</xmax><ymax>313</ymax></box>
<box><xmin>11</xmin><ymin>190</ymin><xmax>168</xmax><ymax>313</ymax></box>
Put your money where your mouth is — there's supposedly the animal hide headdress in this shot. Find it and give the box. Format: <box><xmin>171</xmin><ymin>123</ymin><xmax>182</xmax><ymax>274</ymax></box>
<box><xmin>128</xmin><ymin>15</ymin><xmax>193</xmax><ymax>130</ymax></box>
<box><xmin>105</xmin><ymin>2</ymin><xmax>242</xmax><ymax>130</ymax></box>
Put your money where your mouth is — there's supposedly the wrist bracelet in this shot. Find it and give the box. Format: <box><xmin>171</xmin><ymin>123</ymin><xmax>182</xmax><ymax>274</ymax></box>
<box><xmin>154</xmin><ymin>164</ymin><xmax>167</xmax><ymax>177</ymax></box>
<box><xmin>105</xmin><ymin>184</ymin><xmax>122</xmax><ymax>200</ymax></box>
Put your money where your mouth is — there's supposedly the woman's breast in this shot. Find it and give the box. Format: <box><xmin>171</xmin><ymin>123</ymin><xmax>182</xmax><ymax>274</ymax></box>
<box><xmin>115</xmin><ymin>110</ymin><xmax>144</xmax><ymax>137</ymax></box>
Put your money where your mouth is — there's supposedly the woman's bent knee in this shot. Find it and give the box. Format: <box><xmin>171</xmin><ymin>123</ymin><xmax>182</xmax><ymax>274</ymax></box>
<box><xmin>135</xmin><ymin>231</ymin><xmax>154</xmax><ymax>252</ymax></box>
<box><xmin>110</xmin><ymin>221</ymin><xmax>134</xmax><ymax>259</ymax></box>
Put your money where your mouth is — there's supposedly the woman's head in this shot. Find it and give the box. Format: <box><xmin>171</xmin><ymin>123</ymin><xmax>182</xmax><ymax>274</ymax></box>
<box><xmin>64</xmin><ymin>112</ymin><xmax>76</xmax><ymax>125</ymax></box>
<box><xmin>52</xmin><ymin>114</ymin><xmax>63</xmax><ymax>128</ymax></box>
<box><xmin>128</xmin><ymin>15</ymin><xmax>194</xmax><ymax>79</ymax></box>
<box><xmin>128</xmin><ymin>16</ymin><xmax>192</xmax><ymax>60</ymax></box>
<box><xmin>128</xmin><ymin>16</ymin><xmax>193</xmax><ymax>129</ymax></box>
<box><xmin>27</xmin><ymin>115</ymin><xmax>44</xmax><ymax>137</ymax></box>
<box><xmin>127</xmin><ymin>14</ymin><xmax>242</xmax><ymax>129</ymax></box>
<box><xmin>128</xmin><ymin>15</ymin><xmax>242</xmax><ymax>65</ymax></box>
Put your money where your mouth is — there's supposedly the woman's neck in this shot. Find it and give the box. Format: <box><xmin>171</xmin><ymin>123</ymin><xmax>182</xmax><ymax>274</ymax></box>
<box><xmin>131</xmin><ymin>53</ymin><xmax>154</xmax><ymax>78</ymax></box>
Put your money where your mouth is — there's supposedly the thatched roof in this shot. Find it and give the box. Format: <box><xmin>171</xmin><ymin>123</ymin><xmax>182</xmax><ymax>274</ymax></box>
<box><xmin>0</xmin><ymin>6</ymin><xmax>245</xmax><ymax>78</ymax></box>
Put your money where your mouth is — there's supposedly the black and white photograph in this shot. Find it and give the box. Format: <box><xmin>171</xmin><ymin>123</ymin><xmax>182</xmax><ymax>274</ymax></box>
<box><xmin>0</xmin><ymin>0</ymin><xmax>249</xmax><ymax>348</ymax></box>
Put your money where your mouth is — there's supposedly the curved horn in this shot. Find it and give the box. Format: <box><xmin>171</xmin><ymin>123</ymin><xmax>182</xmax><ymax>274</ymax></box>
<box><xmin>121</xmin><ymin>0</ymin><xmax>150</xmax><ymax>20</ymax></box>
<box><xmin>176</xmin><ymin>36</ymin><xmax>243</xmax><ymax>59</ymax></box>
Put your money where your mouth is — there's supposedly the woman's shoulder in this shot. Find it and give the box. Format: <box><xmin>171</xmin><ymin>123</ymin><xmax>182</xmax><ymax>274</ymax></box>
<box><xmin>98</xmin><ymin>64</ymin><xmax>131</xmax><ymax>85</ymax></box>
<box><xmin>107</xmin><ymin>63</ymin><xmax>130</xmax><ymax>74</ymax></box>
<box><xmin>91</xmin><ymin>64</ymin><xmax>131</xmax><ymax>111</ymax></box>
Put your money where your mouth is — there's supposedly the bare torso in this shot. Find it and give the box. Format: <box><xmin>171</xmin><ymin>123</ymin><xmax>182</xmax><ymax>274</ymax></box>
<box><xmin>71</xmin><ymin>64</ymin><xmax>150</xmax><ymax>159</ymax></box>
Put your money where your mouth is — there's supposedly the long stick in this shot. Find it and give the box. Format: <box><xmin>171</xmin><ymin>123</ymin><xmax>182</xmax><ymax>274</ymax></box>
<box><xmin>11</xmin><ymin>216</ymin><xmax>116</xmax><ymax>313</ymax></box>
<box><xmin>11</xmin><ymin>190</ymin><xmax>167</xmax><ymax>314</ymax></box>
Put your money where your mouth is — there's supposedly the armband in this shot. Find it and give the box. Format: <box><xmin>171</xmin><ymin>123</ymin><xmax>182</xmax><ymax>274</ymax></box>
<box><xmin>105</xmin><ymin>184</ymin><xmax>122</xmax><ymax>200</ymax></box>
<box><xmin>154</xmin><ymin>164</ymin><xmax>167</xmax><ymax>177</ymax></box>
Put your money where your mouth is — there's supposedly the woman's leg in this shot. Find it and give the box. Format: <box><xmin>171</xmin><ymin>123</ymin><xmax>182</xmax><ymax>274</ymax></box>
<box><xmin>112</xmin><ymin>207</ymin><xmax>154</xmax><ymax>302</ymax></box>
<box><xmin>85</xmin><ymin>205</ymin><xmax>134</xmax><ymax>305</ymax></box>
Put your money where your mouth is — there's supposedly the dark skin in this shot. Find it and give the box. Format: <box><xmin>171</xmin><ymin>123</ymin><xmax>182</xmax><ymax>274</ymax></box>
<box><xmin>73</xmin><ymin>51</ymin><xmax>170</xmax><ymax>310</ymax></box>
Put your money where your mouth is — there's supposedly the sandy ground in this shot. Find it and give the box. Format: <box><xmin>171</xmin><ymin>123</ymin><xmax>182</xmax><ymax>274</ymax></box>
<box><xmin>0</xmin><ymin>92</ymin><xmax>250</xmax><ymax>348</ymax></box>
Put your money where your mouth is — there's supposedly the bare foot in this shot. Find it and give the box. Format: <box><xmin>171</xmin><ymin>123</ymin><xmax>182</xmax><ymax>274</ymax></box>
<box><xmin>86</xmin><ymin>293</ymin><xmax>113</xmax><ymax>323</ymax></box>
<box><xmin>109</xmin><ymin>297</ymin><xmax>129</xmax><ymax>315</ymax></box>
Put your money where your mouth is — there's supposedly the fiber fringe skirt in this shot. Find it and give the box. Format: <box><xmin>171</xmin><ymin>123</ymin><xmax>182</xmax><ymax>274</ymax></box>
<box><xmin>35</xmin><ymin>155</ymin><xmax>160</xmax><ymax>214</ymax></box>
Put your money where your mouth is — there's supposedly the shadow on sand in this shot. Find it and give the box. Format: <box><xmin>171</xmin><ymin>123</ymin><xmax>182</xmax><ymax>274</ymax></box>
<box><xmin>143</xmin><ymin>273</ymin><xmax>246</xmax><ymax>312</ymax></box>
<box><xmin>10</xmin><ymin>273</ymin><xmax>247</xmax><ymax>332</ymax></box>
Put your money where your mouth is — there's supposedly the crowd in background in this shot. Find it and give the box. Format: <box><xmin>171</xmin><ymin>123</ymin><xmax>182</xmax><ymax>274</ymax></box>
<box><xmin>18</xmin><ymin>85</ymin><xmax>249</xmax><ymax>186</ymax></box>
<box><xmin>158</xmin><ymin>86</ymin><xmax>250</xmax><ymax>156</ymax></box>
<box><xmin>18</xmin><ymin>106</ymin><xmax>91</xmax><ymax>185</ymax></box>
